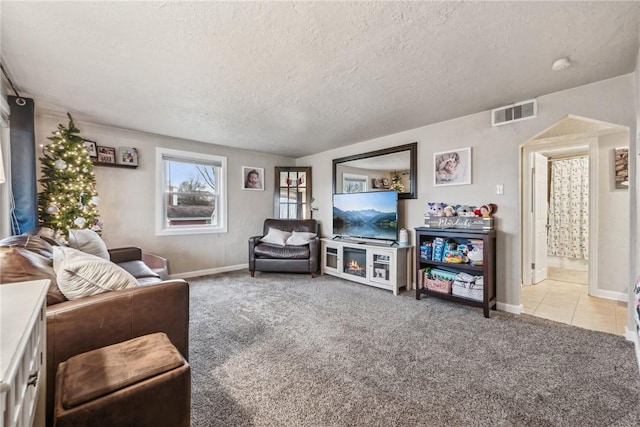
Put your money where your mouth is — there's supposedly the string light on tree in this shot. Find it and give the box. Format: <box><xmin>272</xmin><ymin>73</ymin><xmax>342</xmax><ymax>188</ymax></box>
<box><xmin>38</xmin><ymin>113</ymin><xmax>102</xmax><ymax>239</ymax></box>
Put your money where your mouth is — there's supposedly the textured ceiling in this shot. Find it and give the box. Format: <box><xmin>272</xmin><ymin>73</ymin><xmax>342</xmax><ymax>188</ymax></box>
<box><xmin>1</xmin><ymin>1</ymin><xmax>638</xmax><ymax>158</ymax></box>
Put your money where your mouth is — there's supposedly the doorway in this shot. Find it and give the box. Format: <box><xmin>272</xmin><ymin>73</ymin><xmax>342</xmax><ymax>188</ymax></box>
<box><xmin>546</xmin><ymin>152</ymin><xmax>590</xmax><ymax>287</ymax></box>
<box><xmin>520</xmin><ymin>116</ymin><xmax>630</xmax><ymax>335</ymax></box>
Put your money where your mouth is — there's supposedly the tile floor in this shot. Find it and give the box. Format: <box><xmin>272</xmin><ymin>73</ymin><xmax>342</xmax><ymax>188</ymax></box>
<box><xmin>521</xmin><ymin>267</ymin><xmax>628</xmax><ymax>336</ymax></box>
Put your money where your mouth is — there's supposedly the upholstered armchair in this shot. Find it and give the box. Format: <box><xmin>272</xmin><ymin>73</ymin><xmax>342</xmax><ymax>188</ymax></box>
<box><xmin>248</xmin><ymin>219</ymin><xmax>319</xmax><ymax>277</ymax></box>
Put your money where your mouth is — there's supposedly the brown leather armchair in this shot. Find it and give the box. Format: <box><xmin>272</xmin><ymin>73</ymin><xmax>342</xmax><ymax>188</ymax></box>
<box><xmin>248</xmin><ymin>219</ymin><xmax>319</xmax><ymax>277</ymax></box>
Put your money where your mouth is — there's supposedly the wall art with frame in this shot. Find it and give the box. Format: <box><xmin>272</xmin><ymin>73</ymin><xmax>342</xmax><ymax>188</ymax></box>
<box><xmin>83</xmin><ymin>139</ymin><xmax>97</xmax><ymax>158</ymax></box>
<box><xmin>614</xmin><ymin>147</ymin><xmax>629</xmax><ymax>189</ymax></box>
<box><xmin>117</xmin><ymin>147</ymin><xmax>138</xmax><ymax>166</ymax></box>
<box><xmin>97</xmin><ymin>146</ymin><xmax>116</xmax><ymax>164</ymax></box>
<box><xmin>433</xmin><ymin>147</ymin><xmax>471</xmax><ymax>186</ymax></box>
<box><xmin>242</xmin><ymin>166</ymin><xmax>264</xmax><ymax>190</ymax></box>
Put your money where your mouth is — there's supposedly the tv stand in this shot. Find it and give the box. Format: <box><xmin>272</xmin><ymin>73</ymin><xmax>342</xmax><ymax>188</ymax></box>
<box><xmin>320</xmin><ymin>238</ymin><xmax>413</xmax><ymax>295</ymax></box>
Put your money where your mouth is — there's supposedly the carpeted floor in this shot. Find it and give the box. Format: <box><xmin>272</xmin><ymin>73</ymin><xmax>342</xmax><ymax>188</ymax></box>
<box><xmin>188</xmin><ymin>270</ymin><xmax>640</xmax><ymax>426</ymax></box>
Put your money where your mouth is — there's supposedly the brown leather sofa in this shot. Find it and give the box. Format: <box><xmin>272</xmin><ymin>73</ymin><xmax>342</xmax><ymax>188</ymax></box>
<box><xmin>0</xmin><ymin>232</ymin><xmax>189</xmax><ymax>427</ymax></box>
<box><xmin>248</xmin><ymin>218</ymin><xmax>319</xmax><ymax>277</ymax></box>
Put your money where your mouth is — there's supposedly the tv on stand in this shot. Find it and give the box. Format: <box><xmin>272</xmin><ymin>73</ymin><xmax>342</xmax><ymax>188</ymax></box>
<box><xmin>332</xmin><ymin>190</ymin><xmax>399</xmax><ymax>245</ymax></box>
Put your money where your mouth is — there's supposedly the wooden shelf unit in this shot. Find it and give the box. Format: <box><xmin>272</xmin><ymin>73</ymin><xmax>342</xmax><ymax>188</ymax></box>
<box><xmin>415</xmin><ymin>227</ymin><xmax>496</xmax><ymax>317</ymax></box>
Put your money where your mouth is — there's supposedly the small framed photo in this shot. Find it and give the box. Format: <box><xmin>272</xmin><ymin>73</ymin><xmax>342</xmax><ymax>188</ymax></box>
<box><xmin>371</xmin><ymin>178</ymin><xmax>389</xmax><ymax>189</ymax></box>
<box><xmin>117</xmin><ymin>147</ymin><xmax>138</xmax><ymax>166</ymax></box>
<box><xmin>97</xmin><ymin>146</ymin><xmax>116</xmax><ymax>164</ymax></box>
<box><xmin>434</xmin><ymin>147</ymin><xmax>472</xmax><ymax>186</ymax></box>
<box><xmin>83</xmin><ymin>139</ymin><xmax>97</xmax><ymax>158</ymax></box>
<box><xmin>242</xmin><ymin>166</ymin><xmax>264</xmax><ymax>190</ymax></box>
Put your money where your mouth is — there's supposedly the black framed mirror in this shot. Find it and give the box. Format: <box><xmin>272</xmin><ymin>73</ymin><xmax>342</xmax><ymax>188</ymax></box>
<box><xmin>332</xmin><ymin>142</ymin><xmax>417</xmax><ymax>199</ymax></box>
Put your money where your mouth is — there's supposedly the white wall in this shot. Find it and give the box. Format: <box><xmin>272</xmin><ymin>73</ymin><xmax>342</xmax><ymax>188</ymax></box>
<box><xmin>35</xmin><ymin>111</ymin><xmax>295</xmax><ymax>275</ymax></box>
<box><xmin>298</xmin><ymin>75</ymin><xmax>636</xmax><ymax>308</ymax></box>
<box><xmin>597</xmin><ymin>132</ymin><xmax>630</xmax><ymax>295</ymax></box>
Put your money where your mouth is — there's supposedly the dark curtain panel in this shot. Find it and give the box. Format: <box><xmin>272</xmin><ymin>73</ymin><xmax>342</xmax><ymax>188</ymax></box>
<box><xmin>8</xmin><ymin>96</ymin><xmax>37</xmax><ymax>234</ymax></box>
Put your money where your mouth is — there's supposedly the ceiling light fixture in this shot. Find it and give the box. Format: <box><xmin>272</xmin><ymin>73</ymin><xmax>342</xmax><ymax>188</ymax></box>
<box><xmin>551</xmin><ymin>57</ymin><xmax>571</xmax><ymax>71</ymax></box>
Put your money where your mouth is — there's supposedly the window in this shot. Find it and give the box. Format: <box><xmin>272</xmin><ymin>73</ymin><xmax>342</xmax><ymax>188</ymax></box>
<box><xmin>342</xmin><ymin>173</ymin><xmax>368</xmax><ymax>193</ymax></box>
<box><xmin>274</xmin><ymin>167</ymin><xmax>312</xmax><ymax>219</ymax></box>
<box><xmin>156</xmin><ymin>147</ymin><xmax>227</xmax><ymax>236</ymax></box>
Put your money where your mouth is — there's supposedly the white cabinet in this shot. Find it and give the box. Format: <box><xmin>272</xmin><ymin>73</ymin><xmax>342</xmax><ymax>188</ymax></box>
<box><xmin>321</xmin><ymin>239</ymin><xmax>412</xmax><ymax>295</ymax></box>
<box><xmin>1</xmin><ymin>280</ymin><xmax>48</xmax><ymax>427</ymax></box>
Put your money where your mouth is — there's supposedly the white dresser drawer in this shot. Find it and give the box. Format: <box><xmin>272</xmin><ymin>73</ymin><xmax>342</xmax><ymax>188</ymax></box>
<box><xmin>1</xmin><ymin>280</ymin><xmax>48</xmax><ymax>427</ymax></box>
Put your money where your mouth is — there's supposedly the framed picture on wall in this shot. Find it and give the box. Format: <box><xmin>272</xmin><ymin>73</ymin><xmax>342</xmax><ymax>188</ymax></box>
<box><xmin>83</xmin><ymin>139</ymin><xmax>97</xmax><ymax>158</ymax></box>
<box><xmin>97</xmin><ymin>146</ymin><xmax>116</xmax><ymax>164</ymax></box>
<box><xmin>433</xmin><ymin>147</ymin><xmax>471</xmax><ymax>186</ymax></box>
<box><xmin>117</xmin><ymin>147</ymin><xmax>138</xmax><ymax>166</ymax></box>
<box><xmin>614</xmin><ymin>147</ymin><xmax>629</xmax><ymax>189</ymax></box>
<box><xmin>242</xmin><ymin>166</ymin><xmax>264</xmax><ymax>190</ymax></box>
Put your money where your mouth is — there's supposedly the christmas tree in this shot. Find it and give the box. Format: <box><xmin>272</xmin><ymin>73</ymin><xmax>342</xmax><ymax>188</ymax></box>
<box><xmin>38</xmin><ymin>113</ymin><xmax>102</xmax><ymax>240</ymax></box>
<box><xmin>390</xmin><ymin>172</ymin><xmax>405</xmax><ymax>192</ymax></box>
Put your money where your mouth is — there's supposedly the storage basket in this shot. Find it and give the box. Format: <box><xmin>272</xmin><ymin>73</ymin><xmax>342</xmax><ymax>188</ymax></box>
<box><xmin>452</xmin><ymin>280</ymin><xmax>483</xmax><ymax>301</ymax></box>
<box><xmin>423</xmin><ymin>268</ymin><xmax>456</xmax><ymax>294</ymax></box>
<box><xmin>424</xmin><ymin>277</ymin><xmax>453</xmax><ymax>294</ymax></box>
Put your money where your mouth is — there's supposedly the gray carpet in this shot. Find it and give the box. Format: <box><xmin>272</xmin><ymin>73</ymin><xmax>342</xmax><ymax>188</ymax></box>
<box><xmin>189</xmin><ymin>270</ymin><xmax>640</xmax><ymax>427</ymax></box>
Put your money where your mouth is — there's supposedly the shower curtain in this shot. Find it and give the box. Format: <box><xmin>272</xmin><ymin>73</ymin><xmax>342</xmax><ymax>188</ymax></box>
<box><xmin>547</xmin><ymin>157</ymin><xmax>589</xmax><ymax>259</ymax></box>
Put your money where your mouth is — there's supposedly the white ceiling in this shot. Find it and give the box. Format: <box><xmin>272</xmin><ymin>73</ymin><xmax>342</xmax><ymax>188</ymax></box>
<box><xmin>1</xmin><ymin>1</ymin><xmax>638</xmax><ymax>158</ymax></box>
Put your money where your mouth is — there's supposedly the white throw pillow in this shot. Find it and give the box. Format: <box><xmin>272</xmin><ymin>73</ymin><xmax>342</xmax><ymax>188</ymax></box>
<box><xmin>52</xmin><ymin>246</ymin><xmax>138</xmax><ymax>300</ymax></box>
<box><xmin>260</xmin><ymin>228</ymin><xmax>291</xmax><ymax>246</ymax></box>
<box><xmin>68</xmin><ymin>229</ymin><xmax>110</xmax><ymax>260</ymax></box>
<box><xmin>286</xmin><ymin>231</ymin><xmax>317</xmax><ymax>246</ymax></box>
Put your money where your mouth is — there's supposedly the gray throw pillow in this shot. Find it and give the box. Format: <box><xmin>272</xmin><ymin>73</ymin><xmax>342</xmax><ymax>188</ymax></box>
<box><xmin>68</xmin><ymin>229</ymin><xmax>110</xmax><ymax>260</ymax></box>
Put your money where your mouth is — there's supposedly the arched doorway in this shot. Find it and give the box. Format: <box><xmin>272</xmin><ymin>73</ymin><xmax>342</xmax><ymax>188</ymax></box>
<box><xmin>520</xmin><ymin>115</ymin><xmax>630</xmax><ymax>335</ymax></box>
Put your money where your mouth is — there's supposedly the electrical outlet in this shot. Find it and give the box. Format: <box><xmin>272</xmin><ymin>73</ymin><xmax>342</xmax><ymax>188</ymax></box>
<box><xmin>496</xmin><ymin>184</ymin><xmax>504</xmax><ymax>195</ymax></box>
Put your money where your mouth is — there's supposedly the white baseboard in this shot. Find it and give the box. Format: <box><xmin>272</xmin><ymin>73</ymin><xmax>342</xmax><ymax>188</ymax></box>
<box><xmin>169</xmin><ymin>263</ymin><xmax>247</xmax><ymax>280</ymax></box>
<box><xmin>589</xmin><ymin>288</ymin><xmax>627</xmax><ymax>302</ymax></box>
<box><xmin>497</xmin><ymin>302</ymin><xmax>523</xmax><ymax>314</ymax></box>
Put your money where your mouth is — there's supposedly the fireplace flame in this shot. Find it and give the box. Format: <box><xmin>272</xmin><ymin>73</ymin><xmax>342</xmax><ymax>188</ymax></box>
<box><xmin>347</xmin><ymin>260</ymin><xmax>363</xmax><ymax>270</ymax></box>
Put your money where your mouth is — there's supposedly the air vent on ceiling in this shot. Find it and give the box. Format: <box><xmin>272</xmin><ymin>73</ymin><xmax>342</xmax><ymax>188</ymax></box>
<box><xmin>491</xmin><ymin>99</ymin><xmax>537</xmax><ymax>127</ymax></box>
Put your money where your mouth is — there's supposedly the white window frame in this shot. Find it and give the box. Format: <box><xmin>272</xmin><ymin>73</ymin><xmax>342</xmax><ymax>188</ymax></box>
<box><xmin>155</xmin><ymin>147</ymin><xmax>227</xmax><ymax>236</ymax></box>
<box><xmin>342</xmin><ymin>173</ymin><xmax>368</xmax><ymax>193</ymax></box>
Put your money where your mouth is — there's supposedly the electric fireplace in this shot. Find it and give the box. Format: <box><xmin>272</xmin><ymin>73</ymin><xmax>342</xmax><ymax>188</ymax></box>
<box><xmin>343</xmin><ymin>247</ymin><xmax>366</xmax><ymax>278</ymax></box>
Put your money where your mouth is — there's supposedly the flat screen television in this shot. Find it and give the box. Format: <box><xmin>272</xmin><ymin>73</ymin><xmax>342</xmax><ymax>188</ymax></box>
<box><xmin>332</xmin><ymin>190</ymin><xmax>399</xmax><ymax>241</ymax></box>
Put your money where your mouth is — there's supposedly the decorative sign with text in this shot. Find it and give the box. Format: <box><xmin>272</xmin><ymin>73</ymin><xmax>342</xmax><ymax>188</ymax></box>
<box><xmin>423</xmin><ymin>216</ymin><xmax>494</xmax><ymax>230</ymax></box>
